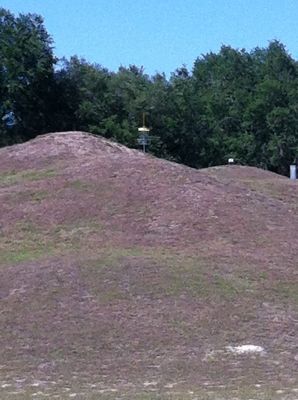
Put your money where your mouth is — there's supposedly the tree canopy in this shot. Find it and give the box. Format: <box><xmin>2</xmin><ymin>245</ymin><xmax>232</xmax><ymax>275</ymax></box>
<box><xmin>0</xmin><ymin>8</ymin><xmax>56</xmax><ymax>145</ymax></box>
<box><xmin>2</xmin><ymin>8</ymin><xmax>298</xmax><ymax>175</ymax></box>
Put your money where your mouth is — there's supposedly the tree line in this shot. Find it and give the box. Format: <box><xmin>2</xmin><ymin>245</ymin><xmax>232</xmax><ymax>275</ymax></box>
<box><xmin>1</xmin><ymin>8</ymin><xmax>298</xmax><ymax>175</ymax></box>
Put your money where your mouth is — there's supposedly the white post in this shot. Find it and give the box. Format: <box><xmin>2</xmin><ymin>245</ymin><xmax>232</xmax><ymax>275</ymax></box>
<box><xmin>290</xmin><ymin>165</ymin><xmax>296</xmax><ymax>180</ymax></box>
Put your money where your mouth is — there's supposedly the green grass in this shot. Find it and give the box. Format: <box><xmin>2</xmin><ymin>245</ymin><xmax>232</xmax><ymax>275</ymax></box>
<box><xmin>0</xmin><ymin>248</ymin><xmax>50</xmax><ymax>264</ymax></box>
<box><xmin>0</xmin><ymin>219</ymin><xmax>103</xmax><ymax>265</ymax></box>
<box><xmin>0</xmin><ymin>168</ymin><xmax>57</xmax><ymax>187</ymax></box>
<box><xmin>273</xmin><ymin>282</ymin><xmax>298</xmax><ymax>303</ymax></box>
<box><xmin>8</xmin><ymin>189</ymin><xmax>49</xmax><ymax>204</ymax></box>
<box><xmin>80</xmin><ymin>248</ymin><xmax>258</xmax><ymax>303</ymax></box>
<box><xmin>67</xmin><ymin>179</ymin><xmax>95</xmax><ymax>191</ymax></box>
<box><xmin>0</xmin><ymin>221</ymin><xmax>50</xmax><ymax>264</ymax></box>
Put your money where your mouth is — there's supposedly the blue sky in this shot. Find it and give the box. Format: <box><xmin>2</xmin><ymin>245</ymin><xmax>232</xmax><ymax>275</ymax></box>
<box><xmin>2</xmin><ymin>0</ymin><xmax>298</xmax><ymax>76</ymax></box>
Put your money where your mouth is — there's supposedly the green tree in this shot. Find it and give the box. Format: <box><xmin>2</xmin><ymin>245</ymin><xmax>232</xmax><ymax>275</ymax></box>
<box><xmin>192</xmin><ymin>46</ymin><xmax>257</xmax><ymax>166</ymax></box>
<box><xmin>56</xmin><ymin>56</ymin><xmax>112</xmax><ymax>133</ymax></box>
<box><xmin>0</xmin><ymin>8</ymin><xmax>56</xmax><ymax>145</ymax></box>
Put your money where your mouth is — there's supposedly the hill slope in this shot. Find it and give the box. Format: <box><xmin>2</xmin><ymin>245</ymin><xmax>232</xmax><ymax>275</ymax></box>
<box><xmin>0</xmin><ymin>132</ymin><xmax>298</xmax><ymax>399</ymax></box>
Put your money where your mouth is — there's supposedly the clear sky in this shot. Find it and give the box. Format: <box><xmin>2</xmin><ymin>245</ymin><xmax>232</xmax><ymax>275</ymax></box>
<box><xmin>2</xmin><ymin>0</ymin><xmax>298</xmax><ymax>76</ymax></box>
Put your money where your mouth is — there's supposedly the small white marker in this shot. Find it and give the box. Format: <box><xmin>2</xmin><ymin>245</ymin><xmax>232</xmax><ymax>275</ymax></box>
<box><xmin>226</xmin><ymin>344</ymin><xmax>264</xmax><ymax>354</ymax></box>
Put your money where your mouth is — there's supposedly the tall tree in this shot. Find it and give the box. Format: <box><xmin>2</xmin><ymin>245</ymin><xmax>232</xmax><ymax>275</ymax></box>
<box><xmin>0</xmin><ymin>8</ymin><xmax>56</xmax><ymax>145</ymax></box>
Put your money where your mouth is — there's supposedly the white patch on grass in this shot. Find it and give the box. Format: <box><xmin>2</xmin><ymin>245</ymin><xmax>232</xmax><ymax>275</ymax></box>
<box><xmin>143</xmin><ymin>381</ymin><xmax>158</xmax><ymax>387</ymax></box>
<box><xmin>164</xmin><ymin>383</ymin><xmax>177</xmax><ymax>389</ymax></box>
<box><xmin>1</xmin><ymin>383</ymin><xmax>12</xmax><ymax>388</ymax></box>
<box><xmin>15</xmin><ymin>378</ymin><xmax>26</xmax><ymax>383</ymax></box>
<box><xmin>226</xmin><ymin>344</ymin><xmax>264</xmax><ymax>354</ymax></box>
<box><xmin>98</xmin><ymin>388</ymin><xmax>118</xmax><ymax>393</ymax></box>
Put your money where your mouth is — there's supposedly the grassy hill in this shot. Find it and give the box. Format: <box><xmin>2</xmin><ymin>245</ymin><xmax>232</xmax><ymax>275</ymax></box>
<box><xmin>0</xmin><ymin>132</ymin><xmax>298</xmax><ymax>399</ymax></box>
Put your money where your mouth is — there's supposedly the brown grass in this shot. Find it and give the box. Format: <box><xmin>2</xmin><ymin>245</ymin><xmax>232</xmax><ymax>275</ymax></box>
<box><xmin>0</xmin><ymin>132</ymin><xmax>298</xmax><ymax>399</ymax></box>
